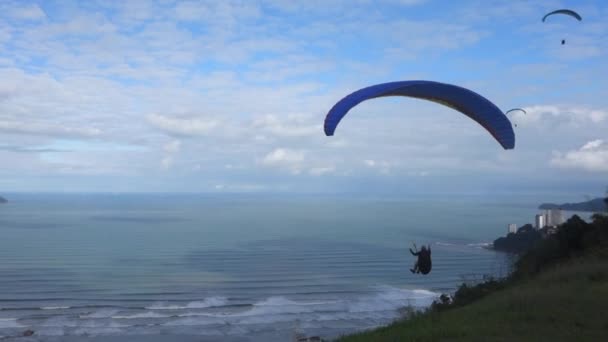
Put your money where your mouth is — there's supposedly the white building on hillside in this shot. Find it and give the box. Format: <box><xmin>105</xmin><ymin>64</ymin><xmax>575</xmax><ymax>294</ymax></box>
<box><xmin>535</xmin><ymin>214</ymin><xmax>545</xmax><ymax>229</ymax></box>
<box><xmin>544</xmin><ymin>209</ymin><xmax>564</xmax><ymax>227</ymax></box>
<box><xmin>508</xmin><ymin>223</ymin><xmax>517</xmax><ymax>234</ymax></box>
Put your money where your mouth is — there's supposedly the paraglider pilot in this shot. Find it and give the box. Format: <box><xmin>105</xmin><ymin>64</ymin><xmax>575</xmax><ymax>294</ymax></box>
<box><xmin>410</xmin><ymin>244</ymin><xmax>432</xmax><ymax>275</ymax></box>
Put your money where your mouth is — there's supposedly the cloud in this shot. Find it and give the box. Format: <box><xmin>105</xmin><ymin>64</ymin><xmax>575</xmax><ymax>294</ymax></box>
<box><xmin>0</xmin><ymin>0</ymin><xmax>605</xmax><ymax>192</ymax></box>
<box><xmin>309</xmin><ymin>166</ymin><xmax>335</xmax><ymax>176</ymax></box>
<box><xmin>147</xmin><ymin>114</ymin><xmax>219</xmax><ymax>136</ymax></box>
<box><xmin>551</xmin><ymin>140</ymin><xmax>608</xmax><ymax>172</ymax></box>
<box><xmin>252</xmin><ymin>114</ymin><xmax>321</xmax><ymax>137</ymax></box>
<box><xmin>161</xmin><ymin>156</ymin><xmax>173</xmax><ymax>170</ymax></box>
<box><xmin>361</xmin><ymin>159</ymin><xmax>397</xmax><ymax>175</ymax></box>
<box><xmin>0</xmin><ymin>120</ymin><xmax>101</xmax><ymax>138</ymax></box>
<box><xmin>258</xmin><ymin>146</ymin><xmax>337</xmax><ymax>177</ymax></box>
<box><xmin>582</xmin><ymin>140</ymin><xmax>603</xmax><ymax>150</ymax></box>
<box><xmin>515</xmin><ymin>105</ymin><xmax>608</xmax><ymax>127</ymax></box>
<box><xmin>265</xmin><ymin>0</ymin><xmax>426</xmax><ymax>14</ymax></box>
<box><xmin>0</xmin><ymin>145</ymin><xmax>68</xmax><ymax>153</ymax></box>
<box><xmin>174</xmin><ymin>1</ymin><xmax>210</xmax><ymax>21</ymax></box>
<box><xmin>376</xmin><ymin>21</ymin><xmax>488</xmax><ymax>60</ymax></box>
<box><xmin>9</xmin><ymin>4</ymin><xmax>46</xmax><ymax>21</ymax></box>
<box><xmin>163</xmin><ymin>140</ymin><xmax>182</xmax><ymax>153</ymax></box>
<box><xmin>174</xmin><ymin>1</ymin><xmax>260</xmax><ymax>23</ymax></box>
<box><xmin>262</xmin><ymin>148</ymin><xmax>305</xmax><ymax>166</ymax></box>
<box><xmin>160</xmin><ymin>140</ymin><xmax>182</xmax><ymax>170</ymax></box>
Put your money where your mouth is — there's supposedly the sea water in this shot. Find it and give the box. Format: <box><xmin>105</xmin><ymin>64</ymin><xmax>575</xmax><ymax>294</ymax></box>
<box><xmin>0</xmin><ymin>193</ymin><xmax>549</xmax><ymax>340</ymax></box>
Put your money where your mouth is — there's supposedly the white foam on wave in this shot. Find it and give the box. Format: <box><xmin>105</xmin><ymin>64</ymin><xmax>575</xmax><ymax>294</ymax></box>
<box><xmin>40</xmin><ymin>317</ymin><xmax>79</xmax><ymax>328</ymax></box>
<box><xmin>40</xmin><ymin>316</ymin><xmax>131</xmax><ymax>330</ymax></box>
<box><xmin>0</xmin><ymin>318</ymin><xmax>24</xmax><ymax>328</ymax></box>
<box><xmin>72</xmin><ymin>326</ymin><xmax>125</xmax><ymax>336</ymax></box>
<box><xmin>161</xmin><ymin>286</ymin><xmax>439</xmax><ymax>328</ymax></box>
<box><xmin>347</xmin><ymin>286</ymin><xmax>438</xmax><ymax>313</ymax></box>
<box><xmin>163</xmin><ymin>315</ymin><xmax>226</xmax><ymax>327</ymax></box>
<box><xmin>41</xmin><ymin>306</ymin><xmax>70</xmax><ymax>310</ymax></box>
<box><xmin>437</xmin><ymin>241</ymin><xmax>492</xmax><ymax>250</ymax></box>
<box><xmin>255</xmin><ymin>297</ymin><xmax>340</xmax><ymax>307</ymax></box>
<box><xmin>23</xmin><ymin>287</ymin><xmax>439</xmax><ymax>335</ymax></box>
<box><xmin>112</xmin><ymin>312</ymin><xmax>170</xmax><ymax>319</ymax></box>
<box><xmin>146</xmin><ymin>297</ymin><xmax>228</xmax><ymax>310</ymax></box>
<box><xmin>33</xmin><ymin>327</ymin><xmax>65</xmax><ymax>336</ymax></box>
<box><xmin>467</xmin><ymin>242</ymin><xmax>492</xmax><ymax>248</ymax></box>
<box><xmin>435</xmin><ymin>242</ymin><xmax>456</xmax><ymax>246</ymax></box>
<box><xmin>79</xmin><ymin>309</ymin><xmax>120</xmax><ymax>319</ymax></box>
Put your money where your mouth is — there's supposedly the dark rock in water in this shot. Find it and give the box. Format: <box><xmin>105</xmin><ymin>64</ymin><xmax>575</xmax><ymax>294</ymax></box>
<box><xmin>0</xmin><ymin>196</ymin><xmax>7</xmax><ymax>203</ymax></box>
<box><xmin>22</xmin><ymin>330</ymin><xmax>35</xmax><ymax>336</ymax></box>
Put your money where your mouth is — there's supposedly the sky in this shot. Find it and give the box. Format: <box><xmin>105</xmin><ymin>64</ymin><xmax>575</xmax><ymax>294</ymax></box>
<box><xmin>0</xmin><ymin>0</ymin><xmax>607</xmax><ymax>196</ymax></box>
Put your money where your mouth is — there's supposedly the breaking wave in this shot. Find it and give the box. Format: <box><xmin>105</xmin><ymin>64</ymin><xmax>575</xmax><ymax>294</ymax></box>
<box><xmin>111</xmin><ymin>312</ymin><xmax>170</xmax><ymax>319</ymax></box>
<box><xmin>145</xmin><ymin>297</ymin><xmax>228</xmax><ymax>310</ymax></box>
<box><xmin>0</xmin><ymin>318</ymin><xmax>24</xmax><ymax>329</ymax></box>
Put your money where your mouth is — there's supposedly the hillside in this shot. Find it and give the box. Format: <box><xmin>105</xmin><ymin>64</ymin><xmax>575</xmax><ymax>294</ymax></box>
<box><xmin>338</xmin><ymin>214</ymin><xmax>608</xmax><ymax>342</ymax></box>
<box><xmin>338</xmin><ymin>253</ymin><xmax>608</xmax><ymax>342</ymax></box>
<box><xmin>0</xmin><ymin>195</ymin><xmax>7</xmax><ymax>203</ymax></box>
<box><xmin>539</xmin><ymin>197</ymin><xmax>607</xmax><ymax>212</ymax></box>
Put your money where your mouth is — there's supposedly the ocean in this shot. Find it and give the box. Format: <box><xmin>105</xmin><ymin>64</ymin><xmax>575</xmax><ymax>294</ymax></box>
<box><xmin>0</xmin><ymin>193</ymin><xmax>549</xmax><ymax>341</ymax></box>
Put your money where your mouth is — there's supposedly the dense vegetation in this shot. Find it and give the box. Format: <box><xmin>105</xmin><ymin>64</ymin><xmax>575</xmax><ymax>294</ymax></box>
<box><xmin>338</xmin><ymin>205</ymin><xmax>608</xmax><ymax>342</ymax></box>
<box><xmin>493</xmin><ymin>223</ymin><xmax>542</xmax><ymax>253</ymax></box>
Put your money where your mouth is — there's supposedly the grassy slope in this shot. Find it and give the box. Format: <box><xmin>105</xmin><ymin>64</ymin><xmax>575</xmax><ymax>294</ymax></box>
<box><xmin>338</xmin><ymin>255</ymin><xmax>608</xmax><ymax>342</ymax></box>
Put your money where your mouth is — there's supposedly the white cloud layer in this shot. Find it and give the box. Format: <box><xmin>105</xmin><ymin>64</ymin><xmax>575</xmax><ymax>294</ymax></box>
<box><xmin>147</xmin><ymin>114</ymin><xmax>219</xmax><ymax>136</ymax></box>
<box><xmin>0</xmin><ymin>0</ymin><xmax>606</xmax><ymax>192</ymax></box>
<box><xmin>513</xmin><ymin>105</ymin><xmax>608</xmax><ymax>127</ymax></box>
<box><xmin>261</xmin><ymin>148</ymin><xmax>305</xmax><ymax>168</ymax></box>
<box><xmin>252</xmin><ymin>115</ymin><xmax>321</xmax><ymax>137</ymax></box>
<box><xmin>0</xmin><ymin>120</ymin><xmax>101</xmax><ymax>138</ymax></box>
<box><xmin>8</xmin><ymin>4</ymin><xmax>46</xmax><ymax>21</ymax></box>
<box><xmin>551</xmin><ymin>140</ymin><xmax>608</xmax><ymax>172</ymax></box>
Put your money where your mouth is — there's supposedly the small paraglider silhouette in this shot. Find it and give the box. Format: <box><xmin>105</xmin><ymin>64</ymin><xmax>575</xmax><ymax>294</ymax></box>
<box><xmin>409</xmin><ymin>243</ymin><xmax>432</xmax><ymax>275</ymax></box>
<box><xmin>505</xmin><ymin>108</ymin><xmax>526</xmax><ymax>128</ymax></box>
<box><xmin>542</xmin><ymin>9</ymin><xmax>582</xmax><ymax>45</ymax></box>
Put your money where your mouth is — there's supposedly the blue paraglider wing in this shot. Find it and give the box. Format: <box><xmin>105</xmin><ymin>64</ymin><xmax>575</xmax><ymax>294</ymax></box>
<box><xmin>324</xmin><ymin>81</ymin><xmax>515</xmax><ymax>150</ymax></box>
<box><xmin>542</xmin><ymin>9</ymin><xmax>582</xmax><ymax>22</ymax></box>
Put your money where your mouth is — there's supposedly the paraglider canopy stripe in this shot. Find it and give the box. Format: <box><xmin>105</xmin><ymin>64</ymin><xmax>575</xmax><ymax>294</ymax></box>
<box><xmin>324</xmin><ymin>81</ymin><xmax>515</xmax><ymax>150</ymax></box>
<box><xmin>542</xmin><ymin>9</ymin><xmax>582</xmax><ymax>22</ymax></box>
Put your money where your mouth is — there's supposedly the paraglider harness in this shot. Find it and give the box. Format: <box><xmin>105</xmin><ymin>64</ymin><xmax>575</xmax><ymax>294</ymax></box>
<box><xmin>409</xmin><ymin>243</ymin><xmax>432</xmax><ymax>275</ymax></box>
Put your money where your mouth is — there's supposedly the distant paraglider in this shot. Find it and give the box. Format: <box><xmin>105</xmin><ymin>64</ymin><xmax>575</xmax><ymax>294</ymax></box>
<box><xmin>505</xmin><ymin>108</ymin><xmax>527</xmax><ymax>116</ymax></box>
<box><xmin>542</xmin><ymin>9</ymin><xmax>582</xmax><ymax>45</ymax></box>
<box><xmin>542</xmin><ymin>9</ymin><xmax>582</xmax><ymax>22</ymax></box>
<box><xmin>505</xmin><ymin>108</ymin><xmax>526</xmax><ymax>128</ymax></box>
<box><xmin>324</xmin><ymin>81</ymin><xmax>515</xmax><ymax>150</ymax></box>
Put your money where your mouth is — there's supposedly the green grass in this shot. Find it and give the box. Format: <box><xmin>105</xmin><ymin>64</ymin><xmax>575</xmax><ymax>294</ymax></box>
<box><xmin>337</xmin><ymin>255</ymin><xmax>608</xmax><ymax>342</ymax></box>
